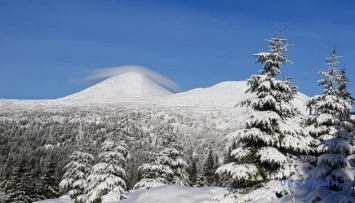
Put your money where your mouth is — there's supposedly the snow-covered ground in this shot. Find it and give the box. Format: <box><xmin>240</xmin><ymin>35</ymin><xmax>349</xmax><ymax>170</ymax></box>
<box><xmin>34</xmin><ymin>198</ymin><xmax>72</xmax><ymax>203</ymax></box>
<box><xmin>120</xmin><ymin>185</ymin><xmax>224</xmax><ymax>203</ymax></box>
<box><xmin>33</xmin><ymin>184</ymin><xmax>355</xmax><ymax>203</ymax></box>
<box><xmin>34</xmin><ymin>185</ymin><xmax>225</xmax><ymax>203</ymax></box>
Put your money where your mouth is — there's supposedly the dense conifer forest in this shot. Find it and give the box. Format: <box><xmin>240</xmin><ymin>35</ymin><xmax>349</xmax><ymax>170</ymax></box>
<box><xmin>0</xmin><ymin>105</ymin><xmax>232</xmax><ymax>201</ymax></box>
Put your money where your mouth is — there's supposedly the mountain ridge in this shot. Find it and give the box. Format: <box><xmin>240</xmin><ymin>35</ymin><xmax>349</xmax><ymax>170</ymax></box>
<box><xmin>1</xmin><ymin>72</ymin><xmax>309</xmax><ymax>115</ymax></box>
<box><xmin>153</xmin><ymin>80</ymin><xmax>309</xmax><ymax>114</ymax></box>
<box><xmin>58</xmin><ymin>71</ymin><xmax>173</xmax><ymax>103</ymax></box>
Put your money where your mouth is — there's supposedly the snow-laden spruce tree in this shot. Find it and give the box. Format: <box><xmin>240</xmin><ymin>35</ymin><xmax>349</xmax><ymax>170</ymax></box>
<box><xmin>86</xmin><ymin>135</ymin><xmax>128</xmax><ymax>202</ymax></box>
<box><xmin>337</xmin><ymin>68</ymin><xmax>355</xmax><ymax>111</ymax></box>
<box><xmin>59</xmin><ymin>148</ymin><xmax>94</xmax><ymax>203</ymax></box>
<box><xmin>4</xmin><ymin>159</ymin><xmax>43</xmax><ymax>202</ymax></box>
<box><xmin>305</xmin><ymin>50</ymin><xmax>348</xmax><ymax>147</ymax></box>
<box><xmin>338</xmin><ymin>68</ymin><xmax>355</xmax><ymax>167</ymax></box>
<box><xmin>134</xmin><ymin>133</ymin><xmax>189</xmax><ymax>189</ymax></box>
<box><xmin>306</xmin><ymin>49</ymin><xmax>354</xmax><ymax>191</ymax></box>
<box><xmin>189</xmin><ymin>158</ymin><xmax>198</xmax><ymax>186</ymax></box>
<box><xmin>133</xmin><ymin>150</ymin><xmax>173</xmax><ymax>189</ymax></box>
<box><xmin>204</xmin><ymin>148</ymin><xmax>215</xmax><ymax>186</ymax></box>
<box><xmin>216</xmin><ymin>37</ymin><xmax>313</xmax><ymax>193</ymax></box>
<box><xmin>41</xmin><ymin>160</ymin><xmax>60</xmax><ymax>199</ymax></box>
<box><xmin>337</xmin><ymin>68</ymin><xmax>355</xmax><ymax>150</ymax></box>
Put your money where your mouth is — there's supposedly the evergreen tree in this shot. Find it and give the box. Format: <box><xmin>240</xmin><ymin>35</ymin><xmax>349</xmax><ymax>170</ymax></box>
<box><xmin>305</xmin><ymin>49</ymin><xmax>348</xmax><ymax>147</ymax></box>
<box><xmin>216</xmin><ymin>37</ymin><xmax>312</xmax><ymax>193</ymax></box>
<box><xmin>338</xmin><ymin>69</ymin><xmax>355</xmax><ymax>105</ymax></box>
<box><xmin>337</xmin><ymin>68</ymin><xmax>355</xmax><ymax>166</ymax></box>
<box><xmin>189</xmin><ymin>158</ymin><xmax>198</xmax><ymax>186</ymax></box>
<box><xmin>41</xmin><ymin>160</ymin><xmax>60</xmax><ymax>199</ymax></box>
<box><xmin>224</xmin><ymin>142</ymin><xmax>237</xmax><ymax>164</ymax></box>
<box><xmin>160</xmin><ymin>144</ymin><xmax>189</xmax><ymax>186</ymax></box>
<box><xmin>134</xmin><ymin>133</ymin><xmax>189</xmax><ymax>189</ymax></box>
<box><xmin>86</xmin><ymin>136</ymin><xmax>128</xmax><ymax>202</ymax></box>
<box><xmin>0</xmin><ymin>183</ymin><xmax>5</xmax><ymax>202</ymax></box>
<box><xmin>213</xmin><ymin>155</ymin><xmax>220</xmax><ymax>186</ymax></box>
<box><xmin>133</xmin><ymin>150</ymin><xmax>172</xmax><ymax>189</ymax></box>
<box><xmin>307</xmin><ymin>49</ymin><xmax>353</xmax><ymax>191</ymax></box>
<box><xmin>2</xmin><ymin>155</ymin><xmax>14</xmax><ymax>179</ymax></box>
<box><xmin>4</xmin><ymin>159</ymin><xmax>43</xmax><ymax>202</ymax></box>
<box><xmin>195</xmin><ymin>175</ymin><xmax>205</xmax><ymax>187</ymax></box>
<box><xmin>204</xmin><ymin>149</ymin><xmax>215</xmax><ymax>186</ymax></box>
<box><xmin>59</xmin><ymin>149</ymin><xmax>94</xmax><ymax>203</ymax></box>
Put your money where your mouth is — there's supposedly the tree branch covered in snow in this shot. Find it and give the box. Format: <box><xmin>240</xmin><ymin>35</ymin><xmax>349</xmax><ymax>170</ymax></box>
<box><xmin>216</xmin><ymin>36</ymin><xmax>312</xmax><ymax>200</ymax></box>
<box><xmin>306</xmin><ymin>48</ymin><xmax>354</xmax><ymax>191</ymax></box>
<box><xmin>86</xmin><ymin>135</ymin><xmax>129</xmax><ymax>202</ymax></box>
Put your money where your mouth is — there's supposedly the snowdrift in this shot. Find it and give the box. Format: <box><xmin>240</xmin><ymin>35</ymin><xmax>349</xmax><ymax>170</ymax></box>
<box><xmin>34</xmin><ymin>185</ymin><xmax>224</xmax><ymax>203</ymax></box>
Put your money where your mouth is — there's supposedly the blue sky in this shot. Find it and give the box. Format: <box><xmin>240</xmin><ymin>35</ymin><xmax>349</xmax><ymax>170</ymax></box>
<box><xmin>1</xmin><ymin>0</ymin><xmax>355</xmax><ymax>99</ymax></box>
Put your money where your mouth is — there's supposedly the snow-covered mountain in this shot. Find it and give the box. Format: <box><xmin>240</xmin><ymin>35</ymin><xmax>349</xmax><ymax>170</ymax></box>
<box><xmin>155</xmin><ymin>81</ymin><xmax>249</xmax><ymax>107</ymax></box>
<box><xmin>57</xmin><ymin>71</ymin><xmax>308</xmax><ymax>110</ymax></box>
<box><xmin>58</xmin><ymin>71</ymin><xmax>173</xmax><ymax>103</ymax></box>
<box><xmin>3</xmin><ymin>71</ymin><xmax>309</xmax><ymax>115</ymax></box>
<box><xmin>154</xmin><ymin>81</ymin><xmax>309</xmax><ymax>114</ymax></box>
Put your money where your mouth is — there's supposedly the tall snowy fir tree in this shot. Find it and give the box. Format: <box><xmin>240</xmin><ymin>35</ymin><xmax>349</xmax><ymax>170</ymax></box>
<box><xmin>204</xmin><ymin>148</ymin><xmax>215</xmax><ymax>186</ymax></box>
<box><xmin>133</xmin><ymin>150</ymin><xmax>173</xmax><ymax>189</ymax></box>
<box><xmin>337</xmin><ymin>68</ymin><xmax>355</xmax><ymax>167</ymax></box>
<box><xmin>86</xmin><ymin>135</ymin><xmax>128</xmax><ymax>203</ymax></box>
<box><xmin>337</xmin><ymin>68</ymin><xmax>355</xmax><ymax>108</ymax></box>
<box><xmin>216</xmin><ymin>36</ymin><xmax>313</xmax><ymax>201</ymax></box>
<box><xmin>41</xmin><ymin>160</ymin><xmax>60</xmax><ymax>199</ymax></box>
<box><xmin>305</xmin><ymin>50</ymin><xmax>347</xmax><ymax>148</ymax></box>
<box><xmin>3</xmin><ymin>159</ymin><xmax>43</xmax><ymax>202</ymax></box>
<box><xmin>134</xmin><ymin>133</ymin><xmax>189</xmax><ymax>189</ymax></box>
<box><xmin>306</xmin><ymin>49</ymin><xmax>354</xmax><ymax>192</ymax></box>
<box><xmin>189</xmin><ymin>158</ymin><xmax>198</xmax><ymax>186</ymax></box>
<box><xmin>59</xmin><ymin>148</ymin><xmax>94</xmax><ymax>203</ymax></box>
<box><xmin>213</xmin><ymin>155</ymin><xmax>221</xmax><ymax>186</ymax></box>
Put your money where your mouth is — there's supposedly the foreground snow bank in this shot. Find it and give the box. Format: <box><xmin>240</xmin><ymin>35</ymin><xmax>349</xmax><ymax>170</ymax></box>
<box><xmin>35</xmin><ymin>185</ymin><xmax>224</xmax><ymax>203</ymax></box>
<box><xmin>34</xmin><ymin>185</ymin><xmax>355</xmax><ymax>203</ymax></box>
<box><xmin>34</xmin><ymin>197</ymin><xmax>72</xmax><ymax>203</ymax></box>
<box><xmin>121</xmin><ymin>185</ymin><xmax>224</xmax><ymax>203</ymax></box>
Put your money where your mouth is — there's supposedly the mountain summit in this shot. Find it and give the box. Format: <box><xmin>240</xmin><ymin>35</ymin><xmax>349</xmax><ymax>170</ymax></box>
<box><xmin>59</xmin><ymin>71</ymin><xmax>173</xmax><ymax>103</ymax></box>
<box><xmin>58</xmin><ymin>72</ymin><xmax>308</xmax><ymax>114</ymax></box>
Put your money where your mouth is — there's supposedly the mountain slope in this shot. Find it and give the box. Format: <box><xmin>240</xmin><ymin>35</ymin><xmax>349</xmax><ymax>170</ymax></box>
<box><xmin>154</xmin><ymin>81</ymin><xmax>249</xmax><ymax>107</ymax></box>
<box><xmin>154</xmin><ymin>81</ymin><xmax>309</xmax><ymax>114</ymax></box>
<box><xmin>58</xmin><ymin>72</ymin><xmax>173</xmax><ymax>103</ymax></box>
<box><xmin>4</xmin><ymin>77</ymin><xmax>308</xmax><ymax>115</ymax></box>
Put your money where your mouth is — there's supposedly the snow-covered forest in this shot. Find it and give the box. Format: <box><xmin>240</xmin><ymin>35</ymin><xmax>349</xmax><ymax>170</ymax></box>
<box><xmin>1</xmin><ymin>36</ymin><xmax>355</xmax><ymax>203</ymax></box>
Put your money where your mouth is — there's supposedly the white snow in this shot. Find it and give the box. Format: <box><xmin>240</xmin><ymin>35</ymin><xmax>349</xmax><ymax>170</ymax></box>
<box><xmin>231</xmin><ymin>147</ymin><xmax>251</xmax><ymax>159</ymax></box>
<box><xmin>34</xmin><ymin>196</ymin><xmax>72</xmax><ymax>203</ymax></box>
<box><xmin>0</xmin><ymin>71</ymin><xmax>309</xmax><ymax>118</ymax></box>
<box><xmin>257</xmin><ymin>147</ymin><xmax>287</xmax><ymax>165</ymax></box>
<box><xmin>58</xmin><ymin>71</ymin><xmax>173</xmax><ymax>103</ymax></box>
<box><xmin>35</xmin><ymin>185</ymin><xmax>224</xmax><ymax>203</ymax></box>
<box><xmin>54</xmin><ymin>75</ymin><xmax>309</xmax><ymax>114</ymax></box>
<box><xmin>155</xmin><ymin>80</ymin><xmax>308</xmax><ymax>114</ymax></box>
<box><xmin>155</xmin><ymin>81</ymin><xmax>250</xmax><ymax>108</ymax></box>
<box><xmin>216</xmin><ymin>163</ymin><xmax>261</xmax><ymax>181</ymax></box>
<box><xmin>121</xmin><ymin>185</ymin><xmax>223</xmax><ymax>203</ymax></box>
<box><xmin>3</xmin><ymin>71</ymin><xmax>312</xmax><ymax>203</ymax></box>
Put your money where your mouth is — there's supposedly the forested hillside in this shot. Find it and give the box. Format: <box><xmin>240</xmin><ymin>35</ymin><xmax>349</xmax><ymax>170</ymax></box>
<box><xmin>0</xmin><ymin>104</ymin><xmax>238</xmax><ymax>201</ymax></box>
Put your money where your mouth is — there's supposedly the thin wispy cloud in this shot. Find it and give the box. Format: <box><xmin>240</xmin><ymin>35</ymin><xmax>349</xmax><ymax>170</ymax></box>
<box><xmin>85</xmin><ymin>65</ymin><xmax>180</xmax><ymax>92</ymax></box>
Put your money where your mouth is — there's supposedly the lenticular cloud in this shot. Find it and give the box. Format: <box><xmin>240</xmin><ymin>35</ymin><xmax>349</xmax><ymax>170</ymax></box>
<box><xmin>85</xmin><ymin>65</ymin><xmax>180</xmax><ymax>92</ymax></box>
